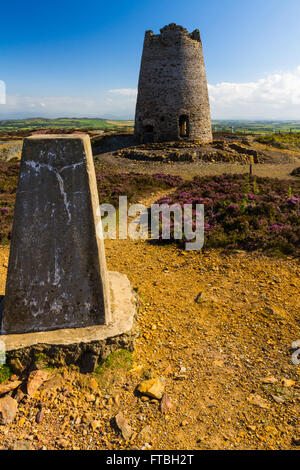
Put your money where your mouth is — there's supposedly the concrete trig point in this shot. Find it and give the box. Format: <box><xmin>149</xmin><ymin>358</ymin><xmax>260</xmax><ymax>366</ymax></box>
<box><xmin>0</xmin><ymin>135</ymin><xmax>136</xmax><ymax>372</ymax></box>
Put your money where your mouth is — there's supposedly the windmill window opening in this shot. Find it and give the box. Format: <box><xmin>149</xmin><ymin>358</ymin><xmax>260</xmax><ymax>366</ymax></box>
<box><xmin>143</xmin><ymin>125</ymin><xmax>154</xmax><ymax>143</ymax></box>
<box><xmin>179</xmin><ymin>115</ymin><xmax>189</xmax><ymax>137</ymax></box>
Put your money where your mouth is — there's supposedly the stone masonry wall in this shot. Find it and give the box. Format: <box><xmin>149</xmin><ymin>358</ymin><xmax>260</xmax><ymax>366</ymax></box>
<box><xmin>134</xmin><ymin>23</ymin><xmax>212</xmax><ymax>144</ymax></box>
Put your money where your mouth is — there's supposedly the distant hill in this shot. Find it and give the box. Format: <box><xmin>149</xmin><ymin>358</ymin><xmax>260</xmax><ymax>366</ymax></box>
<box><xmin>212</xmin><ymin>120</ymin><xmax>300</xmax><ymax>134</ymax></box>
<box><xmin>0</xmin><ymin>117</ymin><xmax>134</xmax><ymax>134</ymax></box>
<box><xmin>1</xmin><ymin>117</ymin><xmax>300</xmax><ymax>136</ymax></box>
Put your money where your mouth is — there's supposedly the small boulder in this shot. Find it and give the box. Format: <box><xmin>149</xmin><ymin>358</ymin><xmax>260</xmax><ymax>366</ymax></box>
<box><xmin>115</xmin><ymin>411</ymin><xmax>133</xmax><ymax>441</ymax></box>
<box><xmin>36</xmin><ymin>409</ymin><xmax>44</xmax><ymax>424</ymax></box>
<box><xmin>90</xmin><ymin>420</ymin><xmax>101</xmax><ymax>432</ymax></box>
<box><xmin>282</xmin><ymin>378</ymin><xmax>295</xmax><ymax>388</ymax></box>
<box><xmin>0</xmin><ymin>395</ymin><xmax>18</xmax><ymax>424</ymax></box>
<box><xmin>137</xmin><ymin>377</ymin><xmax>165</xmax><ymax>400</ymax></box>
<box><xmin>248</xmin><ymin>394</ymin><xmax>270</xmax><ymax>410</ymax></box>
<box><xmin>88</xmin><ymin>378</ymin><xmax>99</xmax><ymax>391</ymax></box>
<box><xmin>139</xmin><ymin>425</ymin><xmax>152</xmax><ymax>441</ymax></box>
<box><xmin>261</xmin><ymin>376</ymin><xmax>277</xmax><ymax>384</ymax></box>
<box><xmin>0</xmin><ymin>380</ymin><xmax>22</xmax><ymax>396</ymax></box>
<box><xmin>160</xmin><ymin>395</ymin><xmax>173</xmax><ymax>414</ymax></box>
<box><xmin>27</xmin><ymin>370</ymin><xmax>49</xmax><ymax>396</ymax></box>
<box><xmin>272</xmin><ymin>395</ymin><xmax>285</xmax><ymax>404</ymax></box>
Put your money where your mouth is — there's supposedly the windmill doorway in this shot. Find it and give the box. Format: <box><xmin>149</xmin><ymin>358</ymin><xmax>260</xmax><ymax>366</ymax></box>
<box><xmin>179</xmin><ymin>115</ymin><xmax>189</xmax><ymax>138</ymax></box>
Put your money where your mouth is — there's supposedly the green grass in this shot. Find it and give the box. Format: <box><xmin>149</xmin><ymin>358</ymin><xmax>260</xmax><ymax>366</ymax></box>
<box><xmin>212</xmin><ymin>120</ymin><xmax>300</xmax><ymax>135</ymax></box>
<box><xmin>255</xmin><ymin>133</ymin><xmax>300</xmax><ymax>150</ymax></box>
<box><xmin>0</xmin><ymin>117</ymin><xmax>134</xmax><ymax>135</ymax></box>
<box><xmin>0</xmin><ymin>365</ymin><xmax>11</xmax><ymax>384</ymax></box>
<box><xmin>95</xmin><ymin>349</ymin><xmax>133</xmax><ymax>376</ymax></box>
<box><xmin>2</xmin><ymin>118</ymin><xmax>300</xmax><ymax>136</ymax></box>
<box><xmin>93</xmin><ymin>349</ymin><xmax>134</xmax><ymax>392</ymax></box>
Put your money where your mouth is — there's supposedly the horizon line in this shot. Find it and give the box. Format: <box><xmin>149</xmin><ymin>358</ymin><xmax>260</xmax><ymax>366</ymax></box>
<box><xmin>1</xmin><ymin>116</ymin><xmax>300</xmax><ymax>123</ymax></box>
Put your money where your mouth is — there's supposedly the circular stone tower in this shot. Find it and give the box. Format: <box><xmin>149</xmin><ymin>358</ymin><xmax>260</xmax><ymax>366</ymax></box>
<box><xmin>134</xmin><ymin>23</ymin><xmax>212</xmax><ymax>144</ymax></box>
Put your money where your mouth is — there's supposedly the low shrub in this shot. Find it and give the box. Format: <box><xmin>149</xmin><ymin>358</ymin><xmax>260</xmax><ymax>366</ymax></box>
<box><xmin>154</xmin><ymin>174</ymin><xmax>300</xmax><ymax>256</ymax></box>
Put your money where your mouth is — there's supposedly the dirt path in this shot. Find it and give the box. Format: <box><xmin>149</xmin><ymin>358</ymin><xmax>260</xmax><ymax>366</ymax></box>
<box><xmin>0</xmin><ymin>190</ymin><xmax>299</xmax><ymax>450</ymax></box>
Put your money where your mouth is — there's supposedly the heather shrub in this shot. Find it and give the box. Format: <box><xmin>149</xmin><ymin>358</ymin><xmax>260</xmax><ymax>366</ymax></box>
<box><xmin>154</xmin><ymin>174</ymin><xmax>300</xmax><ymax>256</ymax></box>
<box><xmin>95</xmin><ymin>166</ymin><xmax>183</xmax><ymax>206</ymax></box>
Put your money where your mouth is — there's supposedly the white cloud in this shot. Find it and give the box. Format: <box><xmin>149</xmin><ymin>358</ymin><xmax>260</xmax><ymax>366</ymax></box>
<box><xmin>208</xmin><ymin>66</ymin><xmax>300</xmax><ymax>119</ymax></box>
<box><xmin>0</xmin><ymin>93</ymin><xmax>136</xmax><ymax>119</ymax></box>
<box><xmin>3</xmin><ymin>94</ymin><xmax>96</xmax><ymax>114</ymax></box>
<box><xmin>2</xmin><ymin>67</ymin><xmax>300</xmax><ymax>120</ymax></box>
<box><xmin>0</xmin><ymin>80</ymin><xmax>6</xmax><ymax>104</ymax></box>
<box><xmin>109</xmin><ymin>88</ymin><xmax>137</xmax><ymax>96</ymax></box>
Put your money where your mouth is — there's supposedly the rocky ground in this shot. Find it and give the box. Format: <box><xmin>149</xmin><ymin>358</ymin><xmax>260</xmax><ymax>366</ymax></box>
<box><xmin>95</xmin><ymin>135</ymin><xmax>300</xmax><ymax>181</ymax></box>
<box><xmin>0</xmin><ymin>133</ymin><xmax>299</xmax><ymax>450</ymax></box>
<box><xmin>0</xmin><ymin>194</ymin><xmax>299</xmax><ymax>450</ymax></box>
<box><xmin>1</xmin><ymin>131</ymin><xmax>300</xmax><ymax>180</ymax></box>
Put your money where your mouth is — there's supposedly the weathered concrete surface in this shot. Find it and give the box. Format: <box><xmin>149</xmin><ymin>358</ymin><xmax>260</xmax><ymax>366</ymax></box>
<box><xmin>135</xmin><ymin>23</ymin><xmax>212</xmax><ymax>144</ymax></box>
<box><xmin>1</xmin><ymin>271</ymin><xmax>138</xmax><ymax>374</ymax></box>
<box><xmin>1</xmin><ymin>134</ymin><xmax>111</xmax><ymax>334</ymax></box>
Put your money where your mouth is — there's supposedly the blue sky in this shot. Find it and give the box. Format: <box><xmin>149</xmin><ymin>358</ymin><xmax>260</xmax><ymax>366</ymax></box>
<box><xmin>1</xmin><ymin>0</ymin><xmax>300</xmax><ymax>119</ymax></box>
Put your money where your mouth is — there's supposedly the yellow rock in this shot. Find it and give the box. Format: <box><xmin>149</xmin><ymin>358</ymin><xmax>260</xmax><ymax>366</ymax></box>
<box><xmin>137</xmin><ymin>377</ymin><xmax>165</xmax><ymax>399</ymax></box>
<box><xmin>85</xmin><ymin>393</ymin><xmax>96</xmax><ymax>403</ymax></box>
<box><xmin>113</xmin><ymin>394</ymin><xmax>120</xmax><ymax>406</ymax></box>
<box><xmin>282</xmin><ymin>378</ymin><xmax>296</xmax><ymax>387</ymax></box>
<box><xmin>213</xmin><ymin>360</ymin><xmax>224</xmax><ymax>367</ymax></box>
<box><xmin>265</xmin><ymin>426</ymin><xmax>277</xmax><ymax>434</ymax></box>
<box><xmin>88</xmin><ymin>378</ymin><xmax>99</xmax><ymax>391</ymax></box>
<box><xmin>90</xmin><ymin>420</ymin><xmax>101</xmax><ymax>432</ymax></box>
<box><xmin>261</xmin><ymin>376</ymin><xmax>277</xmax><ymax>384</ymax></box>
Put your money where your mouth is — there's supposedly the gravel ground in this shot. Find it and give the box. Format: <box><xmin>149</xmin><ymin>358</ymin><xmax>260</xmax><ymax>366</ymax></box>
<box><xmin>0</xmin><ymin>206</ymin><xmax>299</xmax><ymax>450</ymax></box>
<box><xmin>98</xmin><ymin>152</ymin><xmax>300</xmax><ymax>181</ymax></box>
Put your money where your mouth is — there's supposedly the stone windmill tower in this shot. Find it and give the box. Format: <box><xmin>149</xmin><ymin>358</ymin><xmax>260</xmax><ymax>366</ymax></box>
<box><xmin>134</xmin><ymin>23</ymin><xmax>212</xmax><ymax>144</ymax></box>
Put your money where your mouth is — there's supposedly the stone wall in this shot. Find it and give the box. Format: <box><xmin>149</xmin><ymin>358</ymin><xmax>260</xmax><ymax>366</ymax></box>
<box><xmin>134</xmin><ymin>23</ymin><xmax>212</xmax><ymax>144</ymax></box>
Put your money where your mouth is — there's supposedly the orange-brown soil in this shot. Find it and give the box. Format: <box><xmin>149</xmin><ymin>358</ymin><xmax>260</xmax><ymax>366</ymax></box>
<box><xmin>0</xmin><ymin>193</ymin><xmax>299</xmax><ymax>450</ymax></box>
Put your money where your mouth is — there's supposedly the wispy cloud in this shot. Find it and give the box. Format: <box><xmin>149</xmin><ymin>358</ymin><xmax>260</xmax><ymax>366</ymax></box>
<box><xmin>208</xmin><ymin>66</ymin><xmax>300</xmax><ymax>119</ymax></box>
<box><xmin>0</xmin><ymin>81</ymin><xmax>6</xmax><ymax>104</ymax></box>
<box><xmin>109</xmin><ymin>88</ymin><xmax>137</xmax><ymax>96</ymax></box>
<box><xmin>2</xmin><ymin>94</ymin><xmax>97</xmax><ymax>115</ymax></box>
<box><xmin>0</xmin><ymin>93</ymin><xmax>134</xmax><ymax>119</ymax></box>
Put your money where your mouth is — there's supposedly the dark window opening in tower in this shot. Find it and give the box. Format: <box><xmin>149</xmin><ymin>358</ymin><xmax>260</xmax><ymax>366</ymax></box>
<box><xmin>143</xmin><ymin>125</ymin><xmax>154</xmax><ymax>143</ymax></box>
<box><xmin>179</xmin><ymin>115</ymin><xmax>189</xmax><ymax>137</ymax></box>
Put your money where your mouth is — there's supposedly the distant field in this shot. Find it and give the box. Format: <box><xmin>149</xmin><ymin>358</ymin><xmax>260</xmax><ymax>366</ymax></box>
<box><xmin>1</xmin><ymin>118</ymin><xmax>300</xmax><ymax>136</ymax></box>
<box><xmin>0</xmin><ymin>117</ymin><xmax>134</xmax><ymax>134</ymax></box>
<box><xmin>212</xmin><ymin>120</ymin><xmax>300</xmax><ymax>134</ymax></box>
